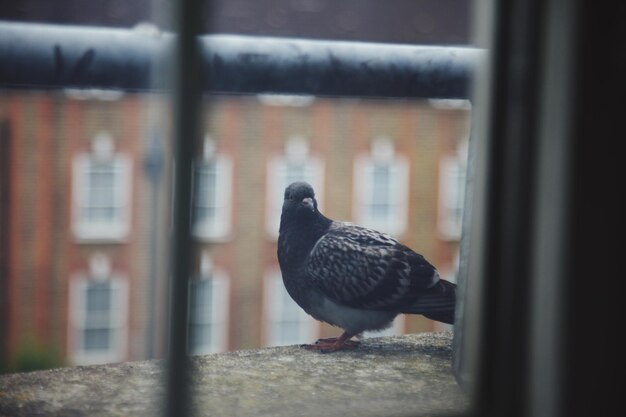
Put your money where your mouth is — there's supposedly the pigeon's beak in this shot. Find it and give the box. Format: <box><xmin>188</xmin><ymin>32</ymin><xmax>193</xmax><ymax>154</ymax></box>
<box><xmin>301</xmin><ymin>197</ymin><xmax>315</xmax><ymax>212</ymax></box>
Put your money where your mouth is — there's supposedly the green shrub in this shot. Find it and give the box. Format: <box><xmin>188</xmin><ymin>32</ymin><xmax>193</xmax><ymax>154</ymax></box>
<box><xmin>10</xmin><ymin>341</ymin><xmax>65</xmax><ymax>373</ymax></box>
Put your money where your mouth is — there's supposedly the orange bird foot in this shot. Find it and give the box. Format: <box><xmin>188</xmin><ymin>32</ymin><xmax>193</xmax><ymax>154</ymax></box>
<box><xmin>301</xmin><ymin>333</ymin><xmax>360</xmax><ymax>353</ymax></box>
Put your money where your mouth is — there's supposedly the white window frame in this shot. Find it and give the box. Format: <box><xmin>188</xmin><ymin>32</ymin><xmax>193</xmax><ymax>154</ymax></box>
<box><xmin>353</xmin><ymin>139</ymin><xmax>409</xmax><ymax>236</ymax></box>
<box><xmin>437</xmin><ymin>142</ymin><xmax>468</xmax><ymax>241</ymax></box>
<box><xmin>263</xmin><ymin>271</ymin><xmax>318</xmax><ymax>346</ymax></box>
<box><xmin>192</xmin><ymin>153</ymin><xmax>233</xmax><ymax>241</ymax></box>
<box><xmin>69</xmin><ymin>273</ymin><xmax>128</xmax><ymax>365</ymax></box>
<box><xmin>71</xmin><ymin>135</ymin><xmax>132</xmax><ymax>242</ymax></box>
<box><xmin>266</xmin><ymin>136</ymin><xmax>324</xmax><ymax>239</ymax></box>
<box><xmin>187</xmin><ymin>266</ymin><xmax>230</xmax><ymax>355</ymax></box>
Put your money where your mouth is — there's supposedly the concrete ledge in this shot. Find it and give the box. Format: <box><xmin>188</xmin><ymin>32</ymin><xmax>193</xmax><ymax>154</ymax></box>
<box><xmin>0</xmin><ymin>331</ymin><xmax>468</xmax><ymax>417</ymax></box>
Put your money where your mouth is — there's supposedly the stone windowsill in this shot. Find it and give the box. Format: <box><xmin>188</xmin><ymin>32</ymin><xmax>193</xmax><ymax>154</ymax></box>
<box><xmin>0</xmin><ymin>331</ymin><xmax>468</xmax><ymax>417</ymax></box>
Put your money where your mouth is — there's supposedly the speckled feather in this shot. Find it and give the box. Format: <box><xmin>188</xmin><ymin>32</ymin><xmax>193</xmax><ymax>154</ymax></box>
<box><xmin>306</xmin><ymin>222</ymin><xmax>439</xmax><ymax>310</ymax></box>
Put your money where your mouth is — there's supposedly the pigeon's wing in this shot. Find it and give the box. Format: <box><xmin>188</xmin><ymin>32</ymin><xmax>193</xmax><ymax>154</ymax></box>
<box><xmin>305</xmin><ymin>222</ymin><xmax>439</xmax><ymax>310</ymax></box>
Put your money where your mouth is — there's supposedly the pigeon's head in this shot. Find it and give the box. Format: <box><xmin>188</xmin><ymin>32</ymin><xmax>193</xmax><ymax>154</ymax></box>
<box><xmin>282</xmin><ymin>181</ymin><xmax>318</xmax><ymax>217</ymax></box>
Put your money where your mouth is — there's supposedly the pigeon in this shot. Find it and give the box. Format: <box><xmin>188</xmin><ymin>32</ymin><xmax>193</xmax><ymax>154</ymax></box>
<box><xmin>277</xmin><ymin>181</ymin><xmax>456</xmax><ymax>353</ymax></box>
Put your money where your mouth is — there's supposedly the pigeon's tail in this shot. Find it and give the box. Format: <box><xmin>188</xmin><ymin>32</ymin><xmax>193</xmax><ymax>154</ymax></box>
<box><xmin>401</xmin><ymin>279</ymin><xmax>457</xmax><ymax>325</ymax></box>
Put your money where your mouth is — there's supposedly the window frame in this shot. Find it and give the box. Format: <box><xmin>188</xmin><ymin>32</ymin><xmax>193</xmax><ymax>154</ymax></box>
<box><xmin>71</xmin><ymin>149</ymin><xmax>132</xmax><ymax>242</ymax></box>
<box><xmin>187</xmin><ymin>268</ymin><xmax>230</xmax><ymax>355</ymax></box>
<box><xmin>437</xmin><ymin>147</ymin><xmax>468</xmax><ymax>241</ymax></box>
<box><xmin>352</xmin><ymin>146</ymin><xmax>409</xmax><ymax>237</ymax></box>
<box><xmin>68</xmin><ymin>273</ymin><xmax>128</xmax><ymax>365</ymax></box>
<box><xmin>191</xmin><ymin>153</ymin><xmax>233</xmax><ymax>242</ymax></box>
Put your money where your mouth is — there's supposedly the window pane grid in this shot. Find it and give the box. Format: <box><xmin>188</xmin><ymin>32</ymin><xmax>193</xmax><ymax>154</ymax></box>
<box><xmin>189</xmin><ymin>280</ymin><xmax>215</xmax><ymax>325</ymax></box>
<box><xmin>83</xmin><ymin>162</ymin><xmax>121</xmax><ymax>212</ymax></box>
<box><xmin>84</xmin><ymin>329</ymin><xmax>113</xmax><ymax>351</ymax></box>
<box><xmin>192</xmin><ymin>157</ymin><xmax>231</xmax><ymax>239</ymax></box>
<box><xmin>188</xmin><ymin>275</ymin><xmax>228</xmax><ymax>354</ymax></box>
<box><xmin>439</xmin><ymin>154</ymin><xmax>467</xmax><ymax>239</ymax></box>
<box><xmin>358</xmin><ymin>159</ymin><xmax>406</xmax><ymax>234</ymax></box>
<box><xmin>195</xmin><ymin>164</ymin><xmax>218</xmax><ymax>208</ymax></box>
<box><xmin>74</xmin><ymin>154</ymin><xmax>130</xmax><ymax>240</ymax></box>
<box><xmin>76</xmin><ymin>280</ymin><xmax>122</xmax><ymax>355</ymax></box>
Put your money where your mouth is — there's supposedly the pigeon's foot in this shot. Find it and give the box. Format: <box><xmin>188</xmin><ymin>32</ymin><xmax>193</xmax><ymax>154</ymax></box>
<box><xmin>301</xmin><ymin>332</ymin><xmax>359</xmax><ymax>353</ymax></box>
<box><xmin>314</xmin><ymin>337</ymin><xmax>346</xmax><ymax>344</ymax></box>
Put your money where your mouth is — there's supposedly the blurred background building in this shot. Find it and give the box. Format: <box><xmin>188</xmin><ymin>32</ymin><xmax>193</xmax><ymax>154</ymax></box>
<box><xmin>0</xmin><ymin>0</ymin><xmax>472</xmax><ymax>369</ymax></box>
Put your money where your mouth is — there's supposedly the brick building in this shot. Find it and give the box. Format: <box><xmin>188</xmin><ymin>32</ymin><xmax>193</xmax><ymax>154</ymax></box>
<box><xmin>0</xmin><ymin>93</ymin><xmax>173</xmax><ymax>364</ymax></box>
<box><xmin>0</xmin><ymin>91</ymin><xmax>469</xmax><ymax>366</ymax></box>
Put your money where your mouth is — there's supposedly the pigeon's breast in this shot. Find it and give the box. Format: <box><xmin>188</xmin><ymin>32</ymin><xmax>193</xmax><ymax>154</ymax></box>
<box><xmin>307</xmin><ymin>292</ymin><xmax>397</xmax><ymax>334</ymax></box>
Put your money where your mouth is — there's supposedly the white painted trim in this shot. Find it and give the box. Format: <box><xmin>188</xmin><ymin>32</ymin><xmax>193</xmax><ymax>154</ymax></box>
<box><xmin>71</xmin><ymin>152</ymin><xmax>132</xmax><ymax>242</ymax></box>
<box><xmin>192</xmin><ymin>155</ymin><xmax>233</xmax><ymax>241</ymax></box>
<box><xmin>353</xmin><ymin>153</ymin><xmax>409</xmax><ymax>236</ymax></box>
<box><xmin>437</xmin><ymin>154</ymin><xmax>466</xmax><ymax>241</ymax></box>
<box><xmin>187</xmin><ymin>269</ymin><xmax>230</xmax><ymax>355</ymax></box>
<box><xmin>68</xmin><ymin>273</ymin><xmax>129</xmax><ymax>365</ymax></box>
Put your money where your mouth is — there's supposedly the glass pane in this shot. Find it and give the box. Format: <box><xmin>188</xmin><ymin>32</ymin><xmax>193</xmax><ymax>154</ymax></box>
<box><xmin>372</xmin><ymin>164</ymin><xmax>390</xmax><ymax>202</ymax></box>
<box><xmin>190</xmin><ymin>281</ymin><xmax>213</xmax><ymax>324</ymax></box>
<box><xmin>84</xmin><ymin>328</ymin><xmax>112</xmax><ymax>351</ymax></box>
<box><xmin>279</xmin><ymin>322</ymin><xmax>301</xmax><ymax>345</ymax></box>
<box><xmin>194</xmin><ymin>164</ymin><xmax>219</xmax><ymax>229</ymax></box>
<box><xmin>86</xmin><ymin>284</ymin><xmax>112</xmax><ymax>312</ymax></box>
<box><xmin>284</xmin><ymin>163</ymin><xmax>307</xmax><ymax>184</ymax></box>
<box><xmin>371</xmin><ymin>206</ymin><xmax>388</xmax><ymax>221</ymax></box>
<box><xmin>86</xmin><ymin>207</ymin><xmax>117</xmax><ymax>222</ymax></box>
<box><xmin>90</xmin><ymin>168</ymin><xmax>114</xmax><ymax>188</ymax></box>
<box><xmin>189</xmin><ymin>324</ymin><xmax>212</xmax><ymax>350</ymax></box>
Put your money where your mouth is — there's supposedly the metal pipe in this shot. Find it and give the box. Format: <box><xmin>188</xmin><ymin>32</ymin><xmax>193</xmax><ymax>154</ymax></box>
<box><xmin>0</xmin><ymin>22</ymin><xmax>481</xmax><ymax>99</ymax></box>
<box><xmin>143</xmin><ymin>130</ymin><xmax>164</xmax><ymax>360</ymax></box>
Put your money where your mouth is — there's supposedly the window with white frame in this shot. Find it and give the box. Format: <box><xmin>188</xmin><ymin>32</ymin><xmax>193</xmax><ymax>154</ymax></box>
<box><xmin>438</xmin><ymin>140</ymin><xmax>468</xmax><ymax>240</ymax></box>
<box><xmin>72</xmin><ymin>132</ymin><xmax>132</xmax><ymax>241</ymax></box>
<box><xmin>69</xmin><ymin>254</ymin><xmax>128</xmax><ymax>365</ymax></box>
<box><xmin>266</xmin><ymin>135</ymin><xmax>324</xmax><ymax>238</ymax></box>
<box><xmin>353</xmin><ymin>137</ymin><xmax>409</xmax><ymax>236</ymax></box>
<box><xmin>188</xmin><ymin>254</ymin><xmax>229</xmax><ymax>354</ymax></box>
<box><xmin>192</xmin><ymin>136</ymin><xmax>233</xmax><ymax>241</ymax></box>
<box><xmin>264</xmin><ymin>271</ymin><xmax>317</xmax><ymax>346</ymax></box>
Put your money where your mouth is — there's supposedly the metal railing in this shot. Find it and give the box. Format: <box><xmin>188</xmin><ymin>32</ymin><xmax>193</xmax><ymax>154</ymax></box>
<box><xmin>0</xmin><ymin>22</ymin><xmax>480</xmax><ymax>99</ymax></box>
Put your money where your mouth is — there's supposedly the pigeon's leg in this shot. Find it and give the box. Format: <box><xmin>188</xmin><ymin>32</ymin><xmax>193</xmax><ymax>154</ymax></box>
<box><xmin>313</xmin><ymin>337</ymin><xmax>360</xmax><ymax>348</ymax></box>
<box><xmin>315</xmin><ymin>332</ymin><xmax>363</xmax><ymax>345</ymax></box>
<box><xmin>314</xmin><ymin>337</ymin><xmax>337</xmax><ymax>343</ymax></box>
<box><xmin>302</xmin><ymin>332</ymin><xmax>359</xmax><ymax>353</ymax></box>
